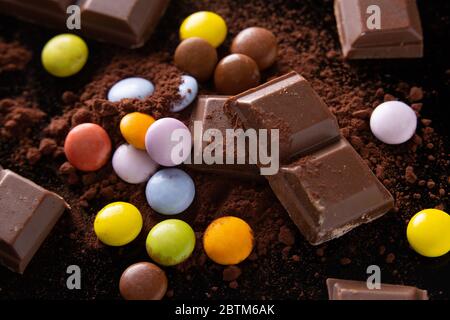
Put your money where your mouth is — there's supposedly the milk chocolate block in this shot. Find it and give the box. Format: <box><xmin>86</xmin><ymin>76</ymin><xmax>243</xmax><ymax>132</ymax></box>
<box><xmin>0</xmin><ymin>0</ymin><xmax>171</xmax><ymax>48</ymax></box>
<box><xmin>327</xmin><ymin>278</ymin><xmax>429</xmax><ymax>300</ymax></box>
<box><xmin>334</xmin><ymin>0</ymin><xmax>423</xmax><ymax>59</ymax></box>
<box><xmin>80</xmin><ymin>0</ymin><xmax>170</xmax><ymax>48</ymax></box>
<box><xmin>267</xmin><ymin>139</ymin><xmax>394</xmax><ymax>245</ymax></box>
<box><xmin>187</xmin><ymin>95</ymin><xmax>260</xmax><ymax>179</ymax></box>
<box><xmin>226</xmin><ymin>72</ymin><xmax>340</xmax><ymax>162</ymax></box>
<box><xmin>0</xmin><ymin>169</ymin><xmax>67</xmax><ymax>273</ymax></box>
<box><xmin>0</xmin><ymin>0</ymin><xmax>73</xmax><ymax>27</ymax></box>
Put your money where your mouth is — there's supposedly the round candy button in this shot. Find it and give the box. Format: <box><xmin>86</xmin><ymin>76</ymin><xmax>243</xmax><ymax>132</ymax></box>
<box><xmin>145</xmin><ymin>118</ymin><xmax>192</xmax><ymax>166</ymax></box>
<box><xmin>112</xmin><ymin>144</ymin><xmax>158</xmax><ymax>184</ymax></box>
<box><xmin>171</xmin><ymin>75</ymin><xmax>198</xmax><ymax>112</ymax></box>
<box><xmin>407</xmin><ymin>209</ymin><xmax>450</xmax><ymax>257</ymax></box>
<box><xmin>146</xmin><ymin>219</ymin><xmax>196</xmax><ymax>266</ymax></box>
<box><xmin>94</xmin><ymin>202</ymin><xmax>143</xmax><ymax>246</ymax></box>
<box><xmin>231</xmin><ymin>27</ymin><xmax>278</xmax><ymax>70</ymax></box>
<box><xmin>146</xmin><ymin>168</ymin><xmax>195</xmax><ymax>215</ymax></box>
<box><xmin>370</xmin><ymin>101</ymin><xmax>417</xmax><ymax>144</ymax></box>
<box><xmin>119</xmin><ymin>262</ymin><xmax>168</xmax><ymax>300</ymax></box>
<box><xmin>120</xmin><ymin>112</ymin><xmax>155</xmax><ymax>150</ymax></box>
<box><xmin>174</xmin><ymin>37</ymin><xmax>218</xmax><ymax>82</ymax></box>
<box><xmin>214</xmin><ymin>53</ymin><xmax>260</xmax><ymax>95</ymax></box>
<box><xmin>180</xmin><ymin>11</ymin><xmax>227</xmax><ymax>48</ymax></box>
<box><xmin>41</xmin><ymin>34</ymin><xmax>88</xmax><ymax>77</ymax></box>
<box><xmin>64</xmin><ymin>123</ymin><xmax>111</xmax><ymax>172</ymax></box>
<box><xmin>108</xmin><ymin>77</ymin><xmax>155</xmax><ymax>102</ymax></box>
<box><xmin>203</xmin><ymin>216</ymin><xmax>254</xmax><ymax>265</ymax></box>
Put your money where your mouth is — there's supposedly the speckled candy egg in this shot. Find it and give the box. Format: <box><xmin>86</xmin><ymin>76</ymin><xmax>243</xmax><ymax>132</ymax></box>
<box><xmin>112</xmin><ymin>144</ymin><xmax>158</xmax><ymax>184</ymax></box>
<box><xmin>145</xmin><ymin>168</ymin><xmax>195</xmax><ymax>215</ymax></box>
<box><xmin>108</xmin><ymin>77</ymin><xmax>155</xmax><ymax>102</ymax></box>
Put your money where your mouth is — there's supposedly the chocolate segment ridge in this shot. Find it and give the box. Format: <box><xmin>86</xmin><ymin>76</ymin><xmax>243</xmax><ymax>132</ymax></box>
<box><xmin>0</xmin><ymin>0</ymin><xmax>171</xmax><ymax>48</ymax></box>
<box><xmin>187</xmin><ymin>95</ymin><xmax>261</xmax><ymax>179</ymax></box>
<box><xmin>327</xmin><ymin>278</ymin><xmax>429</xmax><ymax>300</ymax></box>
<box><xmin>267</xmin><ymin>139</ymin><xmax>394</xmax><ymax>245</ymax></box>
<box><xmin>334</xmin><ymin>0</ymin><xmax>423</xmax><ymax>59</ymax></box>
<box><xmin>0</xmin><ymin>169</ymin><xmax>67</xmax><ymax>273</ymax></box>
<box><xmin>225</xmin><ymin>71</ymin><xmax>341</xmax><ymax>163</ymax></box>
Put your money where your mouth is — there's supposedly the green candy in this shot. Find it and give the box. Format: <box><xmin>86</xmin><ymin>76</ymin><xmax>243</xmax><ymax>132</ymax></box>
<box><xmin>146</xmin><ymin>219</ymin><xmax>196</xmax><ymax>266</ymax></box>
<box><xmin>41</xmin><ymin>34</ymin><xmax>88</xmax><ymax>77</ymax></box>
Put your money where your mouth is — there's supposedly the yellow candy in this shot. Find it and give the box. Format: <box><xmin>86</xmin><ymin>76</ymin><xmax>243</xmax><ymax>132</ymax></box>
<box><xmin>120</xmin><ymin>112</ymin><xmax>155</xmax><ymax>150</ymax></box>
<box><xmin>180</xmin><ymin>11</ymin><xmax>227</xmax><ymax>48</ymax></box>
<box><xmin>41</xmin><ymin>34</ymin><xmax>88</xmax><ymax>77</ymax></box>
<box><xmin>203</xmin><ymin>216</ymin><xmax>254</xmax><ymax>265</ymax></box>
<box><xmin>407</xmin><ymin>209</ymin><xmax>450</xmax><ymax>257</ymax></box>
<box><xmin>94</xmin><ymin>202</ymin><xmax>143</xmax><ymax>246</ymax></box>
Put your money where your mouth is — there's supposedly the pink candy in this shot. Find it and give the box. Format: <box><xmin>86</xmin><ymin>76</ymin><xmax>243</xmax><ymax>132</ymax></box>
<box><xmin>145</xmin><ymin>118</ymin><xmax>192</xmax><ymax>166</ymax></box>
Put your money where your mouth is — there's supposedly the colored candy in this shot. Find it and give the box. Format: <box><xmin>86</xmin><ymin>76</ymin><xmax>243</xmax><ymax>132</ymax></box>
<box><xmin>145</xmin><ymin>168</ymin><xmax>195</xmax><ymax>215</ymax></box>
<box><xmin>370</xmin><ymin>101</ymin><xmax>417</xmax><ymax>144</ymax></box>
<box><xmin>64</xmin><ymin>123</ymin><xmax>111</xmax><ymax>172</ymax></box>
<box><xmin>41</xmin><ymin>34</ymin><xmax>88</xmax><ymax>77</ymax></box>
<box><xmin>120</xmin><ymin>112</ymin><xmax>155</xmax><ymax>150</ymax></box>
<box><xmin>146</xmin><ymin>219</ymin><xmax>196</xmax><ymax>266</ymax></box>
<box><xmin>174</xmin><ymin>37</ymin><xmax>218</xmax><ymax>82</ymax></box>
<box><xmin>214</xmin><ymin>53</ymin><xmax>261</xmax><ymax>95</ymax></box>
<box><xmin>107</xmin><ymin>77</ymin><xmax>155</xmax><ymax>102</ymax></box>
<box><xmin>94</xmin><ymin>202</ymin><xmax>143</xmax><ymax>246</ymax></box>
<box><xmin>171</xmin><ymin>75</ymin><xmax>198</xmax><ymax>112</ymax></box>
<box><xmin>231</xmin><ymin>27</ymin><xmax>278</xmax><ymax>70</ymax></box>
<box><xmin>112</xmin><ymin>144</ymin><xmax>158</xmax><ymax>184</ymax></box>
<box><xmin>203</xmin><ymin>216</ymin><xmax>254</xmax><ymax>265</ymax></box>
<box><xmin>179</xmin><ymin>11</ymin><xmax>227</xmax><ymax>48</ymax></box>
<box><xmin>145</xmin><ymin>117</ymin><xmax>192</xmax><ymax>166</ymax></box>
<box><xmin>119</xmin><ymin>262</ymin><xmax>168</xmax><ymax>300</ymax></box>
<box><xmin>407</xmin><ymin>209</ymin><xmax>450</xmax><ymax>258</ymax></box>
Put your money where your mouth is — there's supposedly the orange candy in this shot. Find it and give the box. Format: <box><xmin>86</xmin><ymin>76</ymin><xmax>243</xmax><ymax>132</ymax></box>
<box><xmin>203</xmin><ymin>216</ymin><xmax>254</xmax><ymax>265</ymax></box>
<box><xmin>120</xmin><ymin>112</ymin><xmax>155</xmax><ymax>150</ymax></box>
<box><xmin>64</xmin><ymin>123</ymin><xmax>111</xmax><ymax>171</ymax></box>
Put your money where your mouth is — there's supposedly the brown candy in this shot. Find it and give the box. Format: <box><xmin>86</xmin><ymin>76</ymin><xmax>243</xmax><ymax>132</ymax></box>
<box><xmin>231</xmin><ymin>27</ymin><xmax>278</xmax><ymax>70</ymax></box>
<box><xmin>119</xmin><ymin>262</ymin><xmax>168</xmax><ymax>300</ymax></box>
<box><xmin>214</xmin><ymin>54</ymin><xmax>260</xmax><ymax>95</ymax></box>
<box><xmin>174</xmin><ymin>37</ymin><xmax>218</xmax><ymax>82</ymax></box>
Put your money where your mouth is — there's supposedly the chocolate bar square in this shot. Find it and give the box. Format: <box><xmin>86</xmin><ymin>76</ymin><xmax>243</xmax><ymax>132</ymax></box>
<box><xmin>80</xmin><ymin>0</ymin><xmax>170</xmax><ymax>48</ymax></box>
<box><xmin>226</xmin><ymin>72</ymin><xmax>340</xmax><ymax>162</ymax></box>
<box><xmin>267</xmin><ymin>139</ymin><xmax>394</xmax><ymax>245</ymax></box>
<box><xmin>187</xmin><ymin>95</ymin><xmax>261</xmax><ymax>179</ymax></box>
<box><xmin>0</xmin><ymin>169</ymin><xmax>67</xmax><ymax>273</ymax></box>
<box><xmin>334</xmin><ymin>0</ymin><xmax>423</xmax><ymax>59</ymax></box>
<box><xmin>327</xmin><ymin>278</ymin><xmax>429</xmax><ymax>300</ymax></box>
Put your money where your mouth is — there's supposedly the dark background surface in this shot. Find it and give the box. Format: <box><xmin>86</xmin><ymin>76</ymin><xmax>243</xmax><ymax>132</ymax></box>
<box><xmin>0</xmin><ymin>0</ymin><xmax>449</xmax><ymax>300</ymax></box>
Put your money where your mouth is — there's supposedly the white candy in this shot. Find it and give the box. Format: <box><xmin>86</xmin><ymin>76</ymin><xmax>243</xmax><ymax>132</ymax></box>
<box><xmin>171</xmin><ymin>75</ymin><xmax>198</xmax><ymax>112</ymax></box>
<box><xmin>370</xmin><ymin>101</ymin><xmax>417</xmax><ymax>145</ymax></box>
<box><xmin>107</xmin><ymin>77</ymin><xmax>155</xmax><ymax>102</ymax></box>
<box><xmin>112</xmin><ymin>144</ymin><xmax>158</xmax><ymax>184</ymax></box>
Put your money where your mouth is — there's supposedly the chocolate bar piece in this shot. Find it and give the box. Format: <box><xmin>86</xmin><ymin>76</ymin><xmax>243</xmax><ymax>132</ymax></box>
<box><xmin>334</xmin><ymin>0</ymin><xmax>423</xmax><ymax>59</ymax></box>
<box><xmin>226</xmin><ymin>72</ymin><xmax>340</xmax><ymax>162</ymax></box>
<box><xmin>0</xmin><ymin>0</ymin><xmax>170</xmax><ymax>48</ymax></box>
<box><xmin>268</xmin><ymin>139</ymin><xmax>394</xmax><ymax>245</ymax></box>
<box><xmin>0</xmin><ymin>169</ymin><xmax>67</xmax><ymax>273</ymax></box>
<box><xmin>187</xmin><ymin>95</ymin><xmax>261</xmax><ymax>179</ymax></box>
<box><xmin>327</xmin><ymin>278</ymin><xmax>429</xmax><ymax>300</ymax></box>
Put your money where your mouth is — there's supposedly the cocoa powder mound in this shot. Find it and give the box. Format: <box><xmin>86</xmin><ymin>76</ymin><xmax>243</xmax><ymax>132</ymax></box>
<box><xmin>0</xmin><ymin>41</ymin><xmax>31</xmax><ymax>73</ymax></box>
<box><xmin>0</xmin><ymin>0</ymin><xmax>449</xmax><ymax>300</ymax></box>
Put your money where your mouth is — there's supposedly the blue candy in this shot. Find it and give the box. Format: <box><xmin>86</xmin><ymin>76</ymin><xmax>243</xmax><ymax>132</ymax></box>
<box><xmin>107</xmin><ymin>77</ymin><xmax>155</xmax><ymax>102</ymax></box>
<box><xmin>171</xmin><ymin>75</ymin><xmax>198</xmax><ymax>112</ymax></box>
<box><xmin>146</xmin><ymin>168</ymin><xmax>195</xmax><ymax>215</ymax></box>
